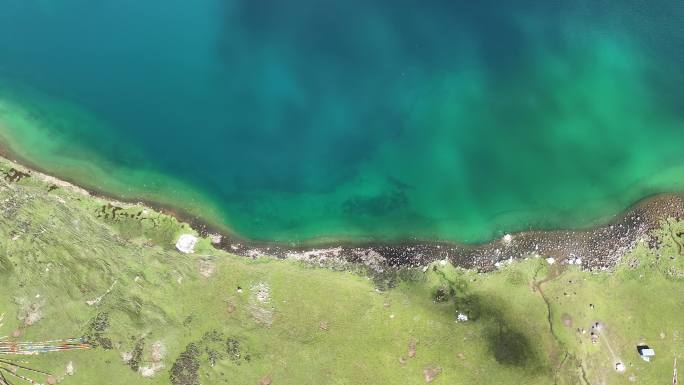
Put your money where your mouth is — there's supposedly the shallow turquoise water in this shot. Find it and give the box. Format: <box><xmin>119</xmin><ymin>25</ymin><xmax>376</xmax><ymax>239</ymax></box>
<box><xmin>1</xmin><ymin>1</ymin><xmax>684</xmax><ymax>243</ymax></box>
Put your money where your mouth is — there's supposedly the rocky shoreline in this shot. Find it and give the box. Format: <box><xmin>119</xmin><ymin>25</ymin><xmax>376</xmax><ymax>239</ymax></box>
<box><xmin>1</xmin><ymin>148</ymin><xmax>682</xmax><ymax>273</ymax></box>
<box><xmin>199</xmin><ymin>192</ymin><xmax>684</xmax><ymax>273</ymax></box>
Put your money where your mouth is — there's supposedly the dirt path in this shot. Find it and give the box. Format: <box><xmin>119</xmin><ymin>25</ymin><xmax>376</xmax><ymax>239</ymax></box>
<box><xmin>533</xmin><ymin>263</ymin><xmax>591</xmax><ymax>385</ymax></box>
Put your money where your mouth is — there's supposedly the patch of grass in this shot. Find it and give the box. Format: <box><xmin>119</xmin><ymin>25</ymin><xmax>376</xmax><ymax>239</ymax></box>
<box><xmin>0</xmin><ymin>156</ymin><xmax>681</xmax><ymax>384</ymax></box>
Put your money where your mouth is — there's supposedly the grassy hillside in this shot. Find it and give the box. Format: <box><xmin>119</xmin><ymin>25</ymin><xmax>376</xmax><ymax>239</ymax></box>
<box><xmin>0</xmin><ymin>157</ymin><xmax>681</xmax><ymax>385</ymax></box>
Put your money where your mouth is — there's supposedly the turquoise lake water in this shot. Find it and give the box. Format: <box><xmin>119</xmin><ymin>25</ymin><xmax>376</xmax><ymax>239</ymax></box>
<box><xmin>1</xmin><ymin>1</ymin><xmax>683</xmax><ymax>243</ymax></box>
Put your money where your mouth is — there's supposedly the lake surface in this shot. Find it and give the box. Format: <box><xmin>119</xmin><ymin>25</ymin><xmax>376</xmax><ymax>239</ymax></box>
<box><xmin>1</xmin><ymin>1</ymin><xmax>683</xmax><ymax>243</ymax></box>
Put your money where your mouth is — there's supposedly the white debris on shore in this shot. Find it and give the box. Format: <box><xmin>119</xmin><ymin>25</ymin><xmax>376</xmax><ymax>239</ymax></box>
<box><xmin>354</xmin><ymin>249</ymin><xmax>387</xmax><ymax>273</ymax></box>
<box><xmin>246</xmin><ymin>249</ymin><xmax>264</xmax><ymax>258</ymax></box>
<box><xmin>565</xmin><ymin>256</ymin><xmax>583</xmax><ymax>266</ymax></box>
<box><xmin>494</xmin><ymin>257</ymin><xmax>514</xmax><ymax>269</ymax></box>
<box><xmin>285</xmin><ymin>247</ymin><xmax>388</xmax><ymax>273</ymax></box>
<box><xmin>286</xmin><ymin>247</ymin><xmax>343</xmax><ymax>265</ymax></box>
<box><xmin>209</xmin><ymin>233</ymin><xmax>222</xmax><ymax>244</ymax></box>
<box><xmin>175</xmin><ymin>234</ymin><xmax>198</xmax><ymax>254</ymax></box>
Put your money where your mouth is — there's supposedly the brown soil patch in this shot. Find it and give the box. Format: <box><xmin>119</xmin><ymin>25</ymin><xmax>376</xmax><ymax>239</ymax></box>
<box><xmin>561</xmin><ymin>313</ymin><xmax>573</xmax><ymax>327</ymax></box>
<box><xmin>408</xmin><ymin>339</ymin><xmax>417</xmax><ymax>358</ymax></box>
<box><xmin>226</xmin><ymin>301</ymin><xmax>236</xmax><ymax>314</ymax></box>
<box><xmin>197</xmin><ymin>259</ymin><xmax>216</xmax><ymax>278</ymax></box>
<box><xmin>18</xmin><ymin>301</ymin><xmax>43</xmax><ymax>326</ymax></box>
<box><xmin>423</xmin><ymin>366</ymin><xmax>442</xmax><ymax>383</ymax></box>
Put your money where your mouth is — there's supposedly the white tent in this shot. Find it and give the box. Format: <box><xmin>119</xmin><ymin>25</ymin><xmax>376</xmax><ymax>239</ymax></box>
<box><xmin>639</xmin><ymin>348</ymin><xmax>655</xmax><ymax>362</ymax></box>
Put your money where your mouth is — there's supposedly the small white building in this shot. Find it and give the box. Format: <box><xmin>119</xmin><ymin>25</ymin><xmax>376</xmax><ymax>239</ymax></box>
<box><xmin>637</xmin><ymin>345</ymin><xmax>655</xmax><ymax>362</ymax></box>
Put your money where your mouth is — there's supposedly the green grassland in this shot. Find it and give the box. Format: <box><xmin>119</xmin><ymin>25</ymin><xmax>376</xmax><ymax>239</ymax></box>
<box><xmin>0</xmin><ymin>156</ymin><xmax>682</xmax><ymax>385</ymax></box>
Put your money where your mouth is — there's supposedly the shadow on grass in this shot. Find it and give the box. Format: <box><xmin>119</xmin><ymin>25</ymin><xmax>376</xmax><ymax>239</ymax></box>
<box><xmin>457</xmin><ymin>292</ymin><xmax>549</xmax><ymax>373</ymax></box>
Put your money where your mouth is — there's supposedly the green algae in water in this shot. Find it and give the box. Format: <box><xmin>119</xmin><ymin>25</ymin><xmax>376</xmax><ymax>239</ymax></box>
<box><xmin>0</xmin><ymin>1</ymin><xmax>683</xmax><ymax>243</ymax></box>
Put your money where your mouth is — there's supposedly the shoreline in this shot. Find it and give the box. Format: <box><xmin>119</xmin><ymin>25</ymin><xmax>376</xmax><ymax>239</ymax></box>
<box><xmin>0</xmin><ymin>143</ymin><xmax>682</xmax><ymax>272</ymax></box>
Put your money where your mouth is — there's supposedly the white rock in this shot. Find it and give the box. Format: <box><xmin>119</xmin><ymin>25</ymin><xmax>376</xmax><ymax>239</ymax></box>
<box><xmin>121</xmin><ymin>351</ymin><xmax>133</xmax><ymax>363</ymax></box>
<box><xmin>151</xmin><ymin>341</ymin><xmax>166</xmax><ymax>363</ymax></box>
<box><xmin>175</xmin><ymin>234</ymin><xmax>198</xmax><ymax>254</ymax></box>
<box><xmin>457</xmin><ymin>313</ymin><xmax>469</xmax><ymax>322</ymax></box>
<box><xmin>251</xmin><ymin>282</ymin><xmax>271</xmax><ymax>303</ymax></box>
<box><xmin>138</xmin><ymin>363</ymin><xmax>164</xmax><ymax>378</ymax></box>
<box><xmin>139</xmin><ymin>366</ymin><xmax>156</xmax><ymax>377</ymax></box>
<box><xmin>503</xmin><ymin>234</ymin><xmax>513</xmax><ymax>244</ymax></box>
<box><xmin>209</xmin><ymin>233</ymin><xmax>222</xmax><ymax>244</ymax></box>
<box><xmin>546</xmin><ymin>257</ymin><xmax>555</xmax><ymax>265</ymax></box>
<box><xmin>66</xmin><ymin>361</ymin><xmax>74</xmax><ymax>376</ymax></box>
